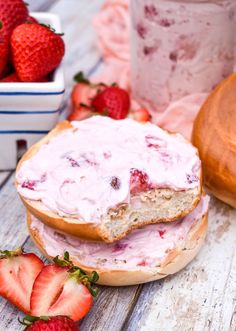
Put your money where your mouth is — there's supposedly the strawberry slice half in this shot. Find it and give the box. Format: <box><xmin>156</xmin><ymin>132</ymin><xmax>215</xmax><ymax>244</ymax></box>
<box><xmin>0</xmin><ymin>248</ymin><xmax>44</xmax><ymax>313</ymax></box>
<box><xmin>30</xmin><ymin>252</ymin><xmax>99</xmax><ymax>321</ymax></box>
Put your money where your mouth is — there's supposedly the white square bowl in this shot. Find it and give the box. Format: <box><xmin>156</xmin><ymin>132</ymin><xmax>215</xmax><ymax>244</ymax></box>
<box><xmin>0</xmin><ymin>12</ymin><xmax>65</xmax><ymax>170</ymax></box>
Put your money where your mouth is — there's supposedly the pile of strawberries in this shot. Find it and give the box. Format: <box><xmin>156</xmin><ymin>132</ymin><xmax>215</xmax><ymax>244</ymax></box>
<box><xmin>0</xmin><ymin>248</ymin><xmax>99</xmax><ymax>330</ymax></box>
<box><xmin>69</xmin><ymin>72</ymin><xmax>151</xmax><ymax>122</ymax></box>
<box><xmin>0</xmin><ymin>0</ymin><xmax>65</xmax><ymax>83</ymax></box>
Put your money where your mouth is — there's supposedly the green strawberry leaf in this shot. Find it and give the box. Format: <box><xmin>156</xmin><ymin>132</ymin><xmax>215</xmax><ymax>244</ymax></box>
<box><xmin>74</xmin><ymin>71</ymin><xmax>90</xmax><ymax>84</ymax></box>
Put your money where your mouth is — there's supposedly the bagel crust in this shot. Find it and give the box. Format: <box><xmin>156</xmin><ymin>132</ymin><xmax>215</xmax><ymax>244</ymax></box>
<box><xmin>27</xmin><ymin>209</ymin><xmax>208</xmax><ymax>286</ymax></box>
<box><xmin>16</xmin><ymin>118</ymin><xmax>202</xmax><ymax>243</ymax></box>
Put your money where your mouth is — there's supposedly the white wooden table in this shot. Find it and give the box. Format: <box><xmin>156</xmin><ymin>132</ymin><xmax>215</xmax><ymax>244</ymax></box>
<box><xmin>0</xmin><ymin>1</ymin><xmax>235</xmax><ymax>330</ymax></box>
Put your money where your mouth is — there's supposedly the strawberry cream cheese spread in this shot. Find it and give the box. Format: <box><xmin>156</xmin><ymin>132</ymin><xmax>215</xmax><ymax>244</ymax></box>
<box><xmin>131</xmin><ymin>0</ymin><xmax>235</xmax><ymax>112</ymax></box>
<box><xmin>17</xmin><ymin>116</ymin><xmax>201</xmax><ymax>223</ymax></box>
<box><xmin>31</xmin><ymin>195</ymin><xmax>209</xmax><ymax>269</ymax></box>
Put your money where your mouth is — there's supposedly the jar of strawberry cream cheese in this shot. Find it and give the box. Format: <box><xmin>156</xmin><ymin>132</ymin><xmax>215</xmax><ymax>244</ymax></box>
<box><xmin>130</xmin><ymin>0</ymin><xmax>236</xmax><ymax>112</ymax></box>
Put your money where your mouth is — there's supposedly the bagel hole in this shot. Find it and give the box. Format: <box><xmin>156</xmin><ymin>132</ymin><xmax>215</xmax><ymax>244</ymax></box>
<box><xmin>16</xmin><ymin>140</ymin><xmax>27</xmax><ymax>161</ymax></box>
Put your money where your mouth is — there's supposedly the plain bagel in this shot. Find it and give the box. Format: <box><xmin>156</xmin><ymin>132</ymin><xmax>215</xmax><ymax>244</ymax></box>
<box><xmin>192</xmin><ymin>73</ymin><xmax>236</xmax><ymax>207</ymax></box>
<box><xmin>27</xmin><ymin>195</ymin><xmax>209</xmax><ymax>286</ymax></box>
<box><xmin>16</xmin><ymin>117</ymin><xmax>202</xmax><ymax>243</ymax></box>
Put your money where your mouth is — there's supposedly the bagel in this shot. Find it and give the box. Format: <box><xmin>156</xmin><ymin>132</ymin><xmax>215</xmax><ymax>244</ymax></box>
<box><xmin>27</xmin><ymin>195</ymin><xmax>209</xmax><ymax>286</ymax></box>
<box><xmin>17</xmin><ymin>116</ymin><xmax>202</xmax><ymax>243</ymax></box>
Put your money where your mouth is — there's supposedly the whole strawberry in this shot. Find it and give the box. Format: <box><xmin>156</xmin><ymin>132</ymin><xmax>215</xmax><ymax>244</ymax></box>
<box><xmin>11</xmin><ymin>23</ymin><xmax>65</xmax><ymax>82</ymax></box>
<box><xmin>20</xmin><ymin>315</ymin><xmax>80</xmax><ymax>331</ymax></box>
<box><xmin>0</xmin><ymin>0</ymin><xmax>28</xmax><ymax>38</ymax></box>
<box><xmin>91</xmin><ymin>86</ymin><xmax>130</xmax><ymax>119</ymax></box>
<box><xmin>0</xmin><ymin>21</ymin><xmax>9</xmax><ymax>75</ymax></box>
<box><xmin>0</xmin><ymin>72</ymin><xmax>21</xmax><ymax>82</ymax></box>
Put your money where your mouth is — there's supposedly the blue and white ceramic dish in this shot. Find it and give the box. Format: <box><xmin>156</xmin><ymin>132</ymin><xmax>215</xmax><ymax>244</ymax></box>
<box><xmin>0</xmin><ymin>13</ymin><xmax>65</xmax><ymax>170</ymax></box>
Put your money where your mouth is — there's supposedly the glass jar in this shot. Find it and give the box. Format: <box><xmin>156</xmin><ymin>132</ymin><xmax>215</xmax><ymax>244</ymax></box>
<box><xmin>130</xmin><ymin>0</ymin><xmax>236</xmax><ymax>113</ymax></box>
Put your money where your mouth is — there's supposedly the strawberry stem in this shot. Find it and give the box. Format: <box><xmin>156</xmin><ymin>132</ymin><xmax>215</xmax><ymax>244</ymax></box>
<box><xmin>74</xmin><ymin>71</ymin><xmax>91</xmax><ymax>84</ymax></box>
<box><xmin>53</xmin><ymin>251</ymin><xmax>73</xmax><ymax>268</ymax></box>
<box><xmin>19</xmin><ymin>315</ymin><xmax>51</xmax><ymax>330</ymax></box>
<box><xmin>68</xmin><ymin>267</ymin><xmax>99</xmax><ymax>297</ymax></box>
<box><xmin>53</xmin><ymin>252</ymin><xmax>99</xmax><ymax>297</ymax></box>
<box><xmin>0</xmin><ymin>247</ymin><xmax>23</xmax><ymax>259</ymax></box>
<box><xmin>40</xmin><ymin>23</ymin><xmax>64</xmax><ymax>36</ymax></box>
<box><xmin>0</xmin><ymin>21</ymin><xmax>2</xmax><ymax>30</ymax></box>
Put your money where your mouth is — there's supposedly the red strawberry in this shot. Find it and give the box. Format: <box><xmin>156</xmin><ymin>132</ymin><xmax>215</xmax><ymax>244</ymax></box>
<box><xmin>91</xmin><ymin>86</ymin><xmax>130</xmax><ymax>120</ymax></box>
<box><xmin>0</xmin><ymin>248</ymin><xmax>44</xmax><ymax>313</ymax></box>
<box><xmin>37</xmin><ymin>76</ymin><xmax>50</xmax><ymax>82</ymax></box>
<box><xmin>0</xmin><ymin>72</ymin><xmax>21</xmax><ymax>82</ymax></box>
<box><xmin>0</xmin><ymin>22</ymin><xmax>9</xmax><ymax>75</ymax></box>
<box><xmin>30</xmin><ymin>252</ymin><xmax>99</xmax><ymax>321</ymax></box>
<box><xmin>71</xmin><ymin>82</ymin><xmax>95</xmax><ymax>115</ymax></box>
<box><xmin>0</xmin><ymin>0</ymin><xmax>28</xmax><ymax>38</ymax></box>
<box><xmin>20</xmin><ymin>315</ymin><xmax>79</xmax><ymax>331</ymax></box>
<box><xmin>69</xmin><ymin>72</ymin><xmax>105</xmax><ymax>121</ymax></box>
<box><xmin>130</xmin><ymin>168</ymin><xmax>150</xmax><ymax>194</ymax></box>
<box><xmin>0</xmin><ymin>72</ymin><xmax>49</xmax><ymax>83</ymax></box>
<box><xmin>132</xmin><ymin>108</ymin><xmax>151</xmax><ymax>122</ymax></box>
<box><xmin>69</xmin><ymin>108</ymin><xmax>93</xmax><ymax>121</ymax></box>
<box><xmin>11</xmin><ymin>23</ymin><xmax>65</xmax><ymax>82</ymax></box>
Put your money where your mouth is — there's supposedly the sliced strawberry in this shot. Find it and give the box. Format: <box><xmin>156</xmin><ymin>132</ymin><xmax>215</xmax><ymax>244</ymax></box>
<box><xmin>69</xmin><ymin>72</ymin><xmax>105</xmax><ymax>121</ymax></box>
<box><xmin>30</xmin><ymin>252</ymin><xmax>99</xmax><ymax>321</ymax></box>
<box><xmin>68</xmin><ymin>108</ymin><xmax>93</xmax><ymax>121</ymax></box>
<box><xmin>71</xmin><ymin>83</ymin><xmax>89</xmax><ymax>109</ymax></box>
<box><xmin>91</xmin><ymin>86</ymin><xmax>130</xmax><ymax>120</ymax></box>
<box><xmin>0</xmin><ymin>248</ymin><xmax>44</xmax><ymax>313</ymax></box>
<box><xmin>31</xmin><ymin>264</ymin><xmax>70</xmax><ymax>315</ymax></box>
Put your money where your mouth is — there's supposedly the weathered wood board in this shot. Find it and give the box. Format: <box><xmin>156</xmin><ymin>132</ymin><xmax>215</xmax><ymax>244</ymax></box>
<box><xmin>0</xmin><ymin>1</ymin><xmax>235</xmax><ymax>330</ymax></box>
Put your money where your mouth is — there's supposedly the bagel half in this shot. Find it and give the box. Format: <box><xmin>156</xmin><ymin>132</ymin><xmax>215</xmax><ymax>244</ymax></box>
<box><xmin>27</xmin><ymin>195</ymin><xmax>209</xmax><ymax>286</ymax></box>
<box><xmin>192</xmin><ymin>73</ymin><xmax>236</xmax><ymax>207</ymax></box>
<box><xmin>17</xmin><ymin>117</ymin><xmax>202</xmax><ymax>243</ymax></box>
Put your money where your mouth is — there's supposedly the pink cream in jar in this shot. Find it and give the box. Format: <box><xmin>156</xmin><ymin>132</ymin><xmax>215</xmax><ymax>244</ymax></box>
<box><xmin>130</xmin><ymin>0</ymin><xmax>236</xmax><ymax>112</ymax></box>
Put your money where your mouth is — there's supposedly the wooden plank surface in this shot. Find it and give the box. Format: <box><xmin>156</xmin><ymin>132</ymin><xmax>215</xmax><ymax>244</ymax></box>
<box><xmin>0</xmin><ymin>1</ymin><xmax>236</xmax><ymax>330</ymax></box>
<box><xmin>125</xmin><ymin>197</ymin><xmax>236</xmax><ymax>331</ymax></box>
<box><xmin>0</xmin><ymin>172</ymin><xmax>11</xmax><ymax>188</ymax></box>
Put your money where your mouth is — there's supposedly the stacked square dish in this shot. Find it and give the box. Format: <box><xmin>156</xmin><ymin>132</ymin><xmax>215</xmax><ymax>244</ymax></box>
<box><xmin>0</xmin><ymin>13</ymin><xmax>64</xmax><ymax>170</ymax></box>
<box><xmin>16</xmin><ymin>116</ymin><xmax>209</xmax><ymax>286</ymax></box>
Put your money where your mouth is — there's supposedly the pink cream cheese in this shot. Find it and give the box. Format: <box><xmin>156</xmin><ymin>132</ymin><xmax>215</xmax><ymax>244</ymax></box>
<box><xmin>17</xmin><ymin>116</ymin><xmax>201</xmax><ymax>223</ymax></box>
<box><xmin>131</xmin><ymin>0</ymin><xmax>236</xmax><ymax>112</ymax></box>
<box><xmin>31</xmin><ymin>195</ymin><xmax>209</xmax><ymax>270</ymax></box>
